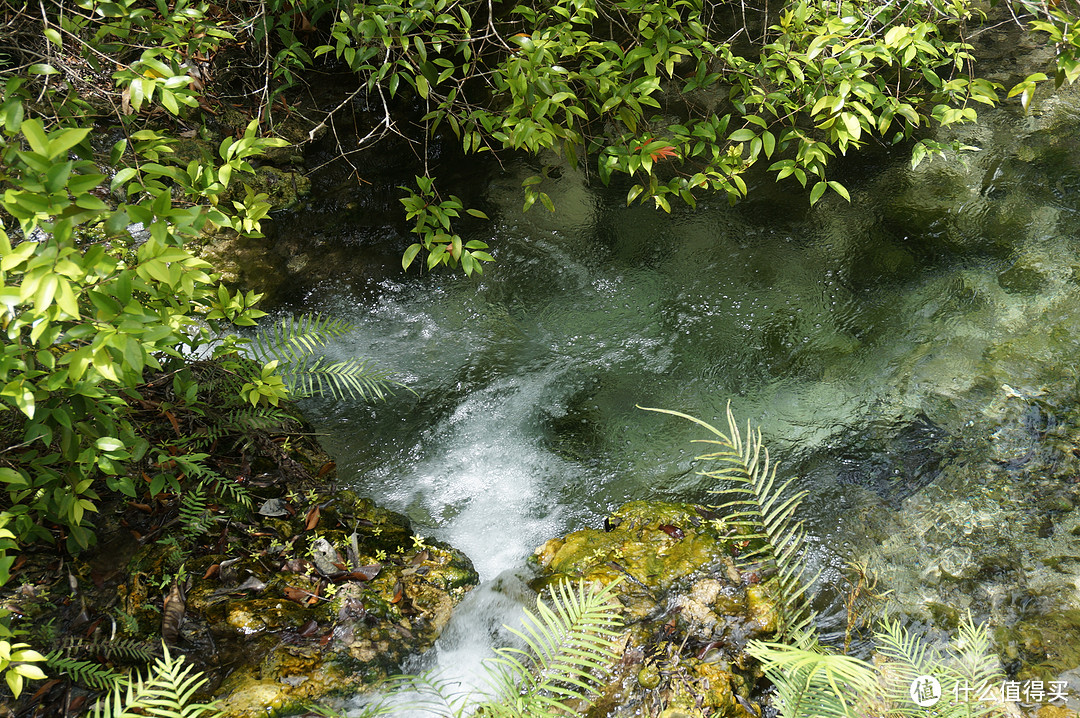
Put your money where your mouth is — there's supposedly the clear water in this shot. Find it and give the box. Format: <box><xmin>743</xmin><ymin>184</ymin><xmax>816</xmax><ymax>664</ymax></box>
<box><xmin>279</xmin><ymin>85</ymin><xmax>1080</xmax><ymax>699</ymax></box>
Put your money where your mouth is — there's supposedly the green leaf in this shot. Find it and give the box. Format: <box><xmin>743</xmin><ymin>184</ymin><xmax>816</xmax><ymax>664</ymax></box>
<box><xmin>827</xmin><ymin>180</ymin><xmax>850</xmax><ymax>201</ymax></box>
<box><xmin>20</xmin><ymin>119</ymin><xmax>48</xmax><ymax>156</ymax></box>
<box><xmin>762</xmin><ymin>131</ymin><xmax>776</xmax><ymax>158</ymax></box>
<box><xmin>809</xmin><ymin>181</ymin><xmax>828</xmax><ymax>206</ymax></box>
<box><xmin>402</xmin><ymin>243</ymin><xmax>422</xmax><ymax>270</ymax></box>
<box><xmin>729</xmin><ymin>128</ymin><xmax>756</xmax><ymax>142</ymax></box>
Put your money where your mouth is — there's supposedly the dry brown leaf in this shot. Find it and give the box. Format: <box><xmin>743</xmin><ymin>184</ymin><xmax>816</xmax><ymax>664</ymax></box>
<box><xmin>304</xmin><ymin>505</ymin><xmax>321</xmax><ymax>531</ymax></box>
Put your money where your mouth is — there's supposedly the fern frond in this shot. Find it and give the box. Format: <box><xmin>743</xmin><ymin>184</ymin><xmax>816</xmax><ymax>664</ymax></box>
<box><xmin>283</xmin><ymin>356</ymin><xmax>399</xmax><ymax>402</ymax></box>
<box><xmin>640</xmin><ymin>404</ymin><xmax>816</xmax><ymax>639</ymax></box>
<box><xmin>251</xmin><ymin>314</ymin><xmax>355</xmax><ymax>365</ymax></box>
<box><xmin>45</xmin><ymin>652</ymin><xmax>124</xmax><ymax>690</ymax></box>
<box><xmin>950</xmin><ymin>614</ymin><xmax>1003</xmax><ymax>692</ymax></box>
<box><xmin>378</xmin><ymin>671</ymin><xmax>471</xmax><ymax>717</ymax></box>
<box><xmin>747</xmin><ymin>634</ymin><xmax>878</xmax><ymax>718</ymax></box>
<box><xmin>92</xmin><ymin>645</ymin><xmax>220</xmax><ymax>718</ymax></box>
<box><xmin>169</xmin><ymin>454</ymin><xmax>252</xmax><ymax>510</ymax></box>
<box><xmin>221</xmin><ymin>407</ymin><xmax>296</xmax><ymax>435</ymax></box>
<box><xmin>179</xmin><ymin>484</ymin><xmax>212</xmax><ymax>540</ymax></box>
<box><xmin>57</xmin><ymin>637</ymin><xmax>157</xmax><ymax>664</ymax></box>
<box><xmin>481</xmin><ymin>579</ymin><xmax>624</xmax><ymax>716</ymax></box>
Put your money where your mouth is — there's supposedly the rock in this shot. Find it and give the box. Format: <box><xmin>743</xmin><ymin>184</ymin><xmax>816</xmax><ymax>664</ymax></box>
<box><xmin>535</xmin><ymin>501</ymin><xmax>773</xmax><ymax>718</ymax></box>
<box><xmin>533</xmin><ymin>500</ymin><xmax>745</xmax><ymax>621</ymax></box>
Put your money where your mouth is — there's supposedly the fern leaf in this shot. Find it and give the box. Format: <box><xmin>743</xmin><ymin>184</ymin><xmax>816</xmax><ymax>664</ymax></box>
<box><xmin>94</xmin><ymin>645</ymin><xmax>219</xmax><ymax>718</ymax></box>
<box><xmin>179</xmin><ymin>483</ymin><xmax>212</xmax><ymax>540</ymax></box>
<box><xmin>252</xmin><ymin>314</ymin><xmax>354</xmax><ymax>365</ymax></box>
<box><xmin>747</xmin><ymin>636</ymin><xmax>878</xmax><ymax>718</ymax></box>
<box><xmin>283</xmin><ymin>356</ymin><xmax>399</xmax><ymax>402</ymax></box>
<box><xmin>45</xmin><ymin>652</ymin><xmax>124</xmax><ymax>690</ymax></box>
<box><xmin>482</xmin><ymin>579</ymin><xmax>623</xmax><ymax>715</ymax></box>
<box><xmin>640</xmin><ymin>404</ymin><xmax>816</xmax><ymax>640</ymax></box>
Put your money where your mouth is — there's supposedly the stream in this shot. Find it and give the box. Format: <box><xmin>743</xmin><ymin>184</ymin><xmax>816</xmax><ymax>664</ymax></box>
<box><xmin>264</xmin><ymin>85</ymin><xmax>1080</xmax><ymax>708</ymax></box>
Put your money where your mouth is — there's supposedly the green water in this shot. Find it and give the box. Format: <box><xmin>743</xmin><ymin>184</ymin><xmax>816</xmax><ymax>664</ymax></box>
<box><xmin>276</xmin><ymin>87</ymin><xmax>1080</xmax><ymax>682</ymax></box>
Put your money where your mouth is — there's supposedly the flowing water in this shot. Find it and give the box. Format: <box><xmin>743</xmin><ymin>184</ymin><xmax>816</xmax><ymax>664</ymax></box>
<box><xmin>268</xmin><ymin>86</ymin><xmax>1080</xmax><ymax>706</ymax></box>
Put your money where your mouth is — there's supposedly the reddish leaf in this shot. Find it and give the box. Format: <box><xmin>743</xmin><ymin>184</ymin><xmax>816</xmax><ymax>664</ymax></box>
<box><xmin>658</xmin><ymin>524</ymin><xmax>684</xmax><ymax>540</ymax></box>
<box><xmin>163</xmin><ymin>410</ymin><xmax>180</xmax><ymax>436</ymax></box>
<box><xmin>31</xmin><ymin>679</ymin><xmax>61</xmax><ymax>701</ymax></box>
<box><xmin>390</xmin><ymin>581</ymin><xmax>403</xmax><ymax>604</ymax></box>
<box><xmin>304</xmin><ymin>506</ymin><xmax>321</xmax><ymax>531</ymax></box>
<box><xmin>284</xmin><ymin>586</ymin><xmax>314</xmax><ymax>605</ymax></box>
<box><xmin>650</xmin><ymin>145</ymin><xmax>679</xmax><ymax>161</ymax></box>
<box><xmin>203</xmin><ymin>563</ymin><xmax>220</xmax><ymax>580</ymax></box>
<box><xmin>317</xmin><ymin>462</ymin><xmax>336</xmax><ymax>478</ymax></box>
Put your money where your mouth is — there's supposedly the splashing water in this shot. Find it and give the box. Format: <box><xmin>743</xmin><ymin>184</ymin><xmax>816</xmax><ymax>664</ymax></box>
<box><xmin>277</xmin><ymin>87</ymin><xmax>1080</xmax><ymax>704</ymax></box>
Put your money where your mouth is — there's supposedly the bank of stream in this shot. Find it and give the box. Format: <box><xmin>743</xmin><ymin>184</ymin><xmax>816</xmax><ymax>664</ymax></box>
<box><xmin>232</xmin><ymin>70</ymin><xmax>1080</xmax><ymax>713</ymax></box>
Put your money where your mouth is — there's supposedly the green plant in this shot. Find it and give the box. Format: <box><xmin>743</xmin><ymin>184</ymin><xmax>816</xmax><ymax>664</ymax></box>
<box><xmin>357</xmin><ymin>578</ymin><xmax>624</xmax><ymax>717</ymax></box>
<box><xmin>642</xmin><ymin>404</ymin><xmax>815</xmax><ymax>639</ymax></box>
<box><xmin>480</xmin><ymin>577</ymin><xmax>623</xmax><ymax>716</ymax></box>
<box><xmin>0</xmin><ymin>81</ymin><xmax>285</xmax><ymax>550</ymax></box>
<box><xmin>242</xmin><ymin>314</ymin><xmax>401</xmax><ymax>406</ymax></box>
<box><xmin>43</xmin><ymin>652</ymin><xmax>124</xmax><ymax>691</ymax></box>
<box><xmin>308</xmin><ymin>0</ymin><xmax>1020</xmax><ymax>273</ymax></box>
<box><xmin>748</xmin><ymin>615</ymin><xmax>1004</xmax><ymax>718</ymax></box>
<box><xmin>92</xmin><ymin>644</ymin><xmax>219</xmax><ymax>718</ymax></box>
<box><xmin>73</xmin><ymin>581</ymin><xmax>620</xmax><ymax>718</ymax></box>
<box><xmin>400</xmin><ymin>176</ymin><xmax>493</xmax><ymax>276</ymax></box>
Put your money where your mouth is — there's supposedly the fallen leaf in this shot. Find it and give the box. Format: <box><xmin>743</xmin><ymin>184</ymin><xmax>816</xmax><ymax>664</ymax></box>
<box><xmin>163</xmin><ymin>410</ymin><xmax>180</xmax><ymax>436</ymax></box>
<box><xmin>162</xmin><ymin>580</ymin><xmax>186</xmax><ymax>644</ymax></box>
<box><xmin>284</xmin><ymin>586</ymin><xmax>315</xmax><ymax>605</ymax></box>
<box><xmin>233</xmin><ymin>575</ymin><xmax>267</xmax><ymax>593</ymax></box>
<box><xmin>317</xmin><ymin>461</ymin><xmax>336</xmax><ymax>478</ymax></box>
<box><xmin>258</xmin><ymin>498</ymin><xmax>289</xmax><ymax>517</ymax></box>
<box><xmin>304</xmin><ymin>506</ymin><xmax>321</xmax><ymax>531</ymax></box>
<box><xmin>281</xmin><ymin>558</ymin><xmax>308</xmax><ymax>574</ymax></box>
<box><xmin>390</xmin><ymin>581</ymin><xmax>403</xmax><ymax>604</ymax></box>
<box><xmin>658</xmin><ymin>524</ymin><xmax>685</xmax><ymax>540</ymax></box>
<box><xmin>345</xmin><ymin>565</ymin><xmax>381</xmax><ymax>581</ymax></box>
<box><xmin>31</xmin><ymin>678</ymin><xmax>61</xmax><ymax>701</ymax></box>
<box><xmin>203</xmin><ymin>563</ymin><xmax>220</xmax><ymax>580</ymax></box>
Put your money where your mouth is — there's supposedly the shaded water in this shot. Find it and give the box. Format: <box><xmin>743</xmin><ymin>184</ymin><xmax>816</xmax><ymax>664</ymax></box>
<box><xmin>276</xmin><ymin>87</ymin><xmax>1080</xmax><ymax>702</ymax></box>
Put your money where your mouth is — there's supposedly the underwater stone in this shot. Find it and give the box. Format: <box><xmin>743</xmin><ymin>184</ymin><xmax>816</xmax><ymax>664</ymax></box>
<box><xmin>744</xmin><ymin>585</ymin><xmax>778</xmax><ymax>634</ymax></box>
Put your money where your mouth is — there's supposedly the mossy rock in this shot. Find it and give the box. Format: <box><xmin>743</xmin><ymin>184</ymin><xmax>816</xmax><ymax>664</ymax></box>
<box><xmin>533</xmin><ymin>500</ymin><xmax>738</xmax><ymax>620</ymax></box>
<box><xmin>539</xmin><ymin>501</ymin><xmax>773</xmax><ymax>718</ymax></box>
